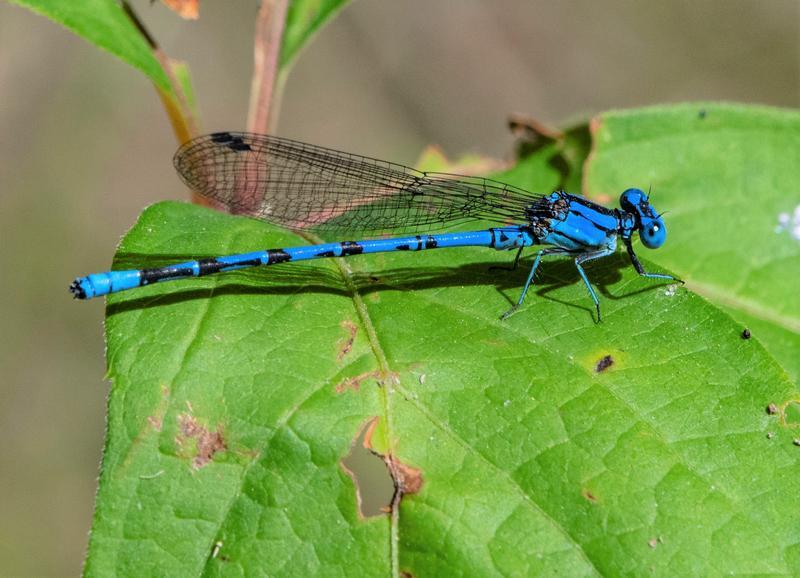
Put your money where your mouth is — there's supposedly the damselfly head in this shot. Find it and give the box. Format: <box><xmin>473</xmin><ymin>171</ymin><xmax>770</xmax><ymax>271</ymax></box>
<box><xmin>619</xmin><ymin>188</ymin><xmax>667</xmax><ymax>249</ymax></box>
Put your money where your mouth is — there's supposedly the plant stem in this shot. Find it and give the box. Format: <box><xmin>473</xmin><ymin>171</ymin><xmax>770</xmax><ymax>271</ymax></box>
<box><xmin>247</xmin><ymin>0</ymin><xmax>290</xmax><ymax>134</ymax></box>
<box><xmin>121</xmin><ymin>1</ymin><xmax>202</xmax><ymax>201</ymax></box>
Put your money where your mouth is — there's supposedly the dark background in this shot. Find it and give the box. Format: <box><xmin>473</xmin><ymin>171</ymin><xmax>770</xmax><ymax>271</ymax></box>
<box><xmin>0</xmin><ymin>1</ymin><xmax>797</xmax><ymax>574</ymax></box>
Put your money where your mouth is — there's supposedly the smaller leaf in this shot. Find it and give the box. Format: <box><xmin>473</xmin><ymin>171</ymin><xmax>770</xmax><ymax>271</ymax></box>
<box><xmin>280</xmin><ymin>0</ymin><xmax>351</xmax><ymax>69</ymax></box>
<box><xmin>415</xmin><ymin>145</ymin><xmax>508</xmax><ymax>176</ymax></box>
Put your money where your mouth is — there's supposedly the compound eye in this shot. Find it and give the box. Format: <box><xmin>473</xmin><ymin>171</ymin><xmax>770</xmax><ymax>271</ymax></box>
<box><xmin>640</xmin><ymin>219</ymin><xmax>667</xmax><ymax>249</ymax></box>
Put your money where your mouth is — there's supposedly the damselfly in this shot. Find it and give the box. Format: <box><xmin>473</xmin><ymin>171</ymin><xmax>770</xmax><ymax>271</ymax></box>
<box><xmin>70</xmin><ymin>132</ymin><xmax>681</xmax><ymax>320</ymax></box>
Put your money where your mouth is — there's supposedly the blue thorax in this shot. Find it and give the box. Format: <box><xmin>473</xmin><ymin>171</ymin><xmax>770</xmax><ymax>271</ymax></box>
<box><xmin>522</xmin><ymin>188</ymin><xmax>666</xmax><ymax>254</ymax></box>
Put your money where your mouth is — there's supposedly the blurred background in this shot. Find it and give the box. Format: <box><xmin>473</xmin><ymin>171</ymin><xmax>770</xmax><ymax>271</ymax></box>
<box><xmin>0</xmin><ymin>0</ymin><xmax>797</xmax><ymax>574</ymax></box>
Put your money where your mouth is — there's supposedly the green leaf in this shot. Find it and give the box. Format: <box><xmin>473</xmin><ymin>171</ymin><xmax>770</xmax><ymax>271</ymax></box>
<box><xmin>586</xmin><ymin>103</ymin><xmax>800</xmax><ymax>382</ymax></box>
<box><xmin>86</xmin><ymin>105</ymin><xmax>800</xmax><ymax>575</ymax></box>
<box><xmin>8</xmin><ymin>0</ymin><xmax>172</xmax><ymax>93</ymax></box>
<box><xmin>280</xmin><ymin>0</ymin><xmax>351</xmax><ymax>69</ymax></box>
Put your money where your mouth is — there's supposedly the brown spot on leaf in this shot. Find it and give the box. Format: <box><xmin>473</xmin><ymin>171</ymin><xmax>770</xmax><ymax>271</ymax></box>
<box><xmin>384</xmin><ymin>455</ymin><xmax>423</xmax><ymax>498</ymax></box>
<box><xmin>336</xmin><ymin>371</ymin><xmax>377</xmax><ymax>394</ymax></box>
<box><xmin>361</xmin><ymin>415</ymin><xmax>381</xmax><ymax>446</ymax></box>
<box><xmin>335</xmin><ymin>370</ymin><xmax>398</xmax><ymax>394</ymax></box>
<box><xmin>767</xmin><ymin>403</ymin><xmax>779</xmax><ymax>415</ymax></box>
<box><xmin>337</xmin><ymin>320</ymin><xmax>358</xmax><ymax>361</ymax></box>
<box><xmin>582</xmin><ymin>489</ymin><xmax>598</xmax><ymax>502</ymax></box>
<box><xmin>582</xmin><ymin>349</ymin><xmax>624</xmax><ymax>373</ymax></box>
<box><xmin>594</xmin><ymin>354</ymin><xmax>614</xmax><ymax>373</ymax></box>
<box><xmin>176</xmin><ymin>413</ymin><xmax>226</xmax><ymax>469</ymax></box>
<box><xmin>146</xmin><ymin>385</ymin><xmax>172</xmax><ymax>432</ymax></box>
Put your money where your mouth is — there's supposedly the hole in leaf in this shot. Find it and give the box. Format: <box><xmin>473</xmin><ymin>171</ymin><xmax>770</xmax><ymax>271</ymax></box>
<box><xmin>341</xmin><ymin>418</ymin><xmax>395</xmax><ymax>517</ymax></box>
<box><xmin>341</xmin><ymin>417</ymin><xmax>424</xmax><ymax>518</ymax></box>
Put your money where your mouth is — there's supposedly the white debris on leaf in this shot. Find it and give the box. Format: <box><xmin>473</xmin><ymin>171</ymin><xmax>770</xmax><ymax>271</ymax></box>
<box><xmin>775</xmin><ymin>206</ymin><xmax>800</xmax><ymax>241</ymax></box>
<box><xmin>664</xmin><ymin>284</ymin><xmax>678</xmax><ymax>297</ymax></box>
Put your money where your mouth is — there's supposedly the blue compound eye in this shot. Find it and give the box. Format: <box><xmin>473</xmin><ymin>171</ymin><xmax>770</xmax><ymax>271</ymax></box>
<box><xmin>640</xmin><ymin>218</ymin><xmax>667</xmax><ymax>248</ymax></box>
